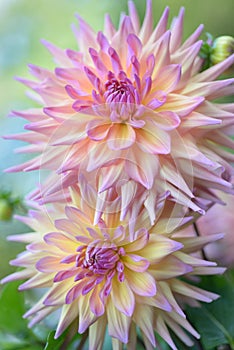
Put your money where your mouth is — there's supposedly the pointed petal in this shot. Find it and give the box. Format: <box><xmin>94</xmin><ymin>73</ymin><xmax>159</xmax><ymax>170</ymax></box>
<box><xmin>90</xmin><ymin>285</ymin><xmax>105</xmax><ymax>317</ymax></box>
<box><xmin>125</xmin><ymin>147</ymin><xmax>158</xmax><ymax>189</ymax></box>
<box><xmin>89</xmin><ymin>316</ymin><xmax>107</xmax><ymax>350</ymax></box>
<box><xmin>128</xmin><ymin>1</ymin><xmax>140</xmax><ymax>33</ymax></box>
<box><xmin>111</xmin><ymin>278</ymin><xmax>135</xmax><ymax>316</ymax></box>
<box><xmin>124</xmin><ymin>228</ymin><xmax>149</xmax><ymax>252</ymax></box>
<box><xmin>134</xmin><ymin>304</ymin><xmax>156</xmax><ymax>347</ymax></box>
<box><xmin>107</xmin><ymin>300</ymin><xmax>131</xmax><ymax>343</ymax></box>
<box><xmin>191</xmin><ymin>53</ymin><xmax>234</xmax><ymax>82</ymax></box>
<box><xmin>139</xmin><ymin>234</ymin><xmax>183</xmax><ymax>263</ymax></box>
<box><xmin>86</xmin><ymin>119</ymin><xmax>110</xmax><ymax>141</ymax></box>
<box><xmin>44</xmin><ymin>232</ymin><xmax>76</xmax><ymax>253</ymax></box>
<box><xmin>139</xmin><ymin>0</ymin><xmax>153</xmax><ymax>43</ymax></box>
<box><xmin>170</xmin><ymin>8</ymin><xmax>184</xmax><ymax>52</ymax></box>
<box><xmin>153</xmin><ymin>64</ymin><xmax>181</xmax><ymax>93</ymax></box>
<box><xmin>78</xmin><ymin>293</ymin><xmax>98</xmax><ymax>333</ymax></box>
<box><xmin>159</xmin><ymin>94</ymin><xmax>204</xmax><ymax>117</ymax></box>
<box><xmin>55</xmin><ymin>301</ymin><xmax>78</xmax><ymax>338</ymax></box>
<box><xmin>36</xmin><ymin>256</ymin><xmax>63</xmax><ymax>273</ymax></box>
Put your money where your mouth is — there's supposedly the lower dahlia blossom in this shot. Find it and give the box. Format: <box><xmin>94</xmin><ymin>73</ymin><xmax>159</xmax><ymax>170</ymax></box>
<box><xmin>1</xmin><ymin>186</ymin><xmax>225</xmax><ymax>349</ymax></box>
<box><xmin>5</xmin><ymin>0</ymin><xmax>234</xmax><ymax>214</ymax></box>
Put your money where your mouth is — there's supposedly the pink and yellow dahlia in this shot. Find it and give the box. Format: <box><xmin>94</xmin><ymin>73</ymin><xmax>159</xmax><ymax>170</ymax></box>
<box><xmin>5</xmin><ymin>0</ymin><xmax>234</xmax><ymax>214</ymax></box>
<box><xmin>1</xmin><ymin>185</ymin><xmax>224</xmax><ymax>349</ymax></box>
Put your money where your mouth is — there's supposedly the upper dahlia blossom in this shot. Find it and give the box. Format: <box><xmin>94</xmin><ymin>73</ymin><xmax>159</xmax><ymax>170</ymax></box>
<box><xmin>5</xmin><ymin>0</ymin><xmax>234</xmax><ymax>214</ymax></box>
<box><xmin>1</xmin><ymin>184</ymin><xmax>224</xmax><ymax>350</ymax></box>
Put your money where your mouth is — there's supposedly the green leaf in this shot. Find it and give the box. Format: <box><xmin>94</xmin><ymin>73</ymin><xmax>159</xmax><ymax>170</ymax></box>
<box><xmin>186</xmin><ymin>271</ymin><xmax>234</xmax><ymax>350</ymax></box>
<box><xmin>44</xmin><ymin>331</ymin><xmax>66</xmax><ymax>350</ymax></box>
<box><xmin>0</xmin><ymin>281</ymin><xmax>27</xmax><ymax>334</ymax></box>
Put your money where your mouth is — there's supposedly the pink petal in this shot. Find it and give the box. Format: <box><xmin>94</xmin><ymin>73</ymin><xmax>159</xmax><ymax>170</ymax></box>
<box><xmin>44</xmin><ymin>232</ymin><xmax>76</xmax><ymax>253</ymax></box>
<box><xmin>74</xmin><ymin>15</ymin><xmax>98</xmax><ymax>52</ymax></box>
<box><xmin>123</xmin><ymin>254</ymin><xmax>150</xmax><ymax>272</ymax></box>
<box><xmin>36</xmin><ymin>256</ymin><xmax>63</xmax><ymax>273</ymax></box>
<box><xmin>125</xmin><ymin>270</ymin><xmax>156</xmax><ymax>296</ymax></box>
<box><xmin>43</xmin><ymin>281</ymin><xmax>72</xmax><ymax>305</ymax></box>
<box><xmin>66</xmin><ymin>279</ymin><xmax>88</xmax><ymax>305</ymax></box>
<box><xmin>159</xmin><ymin>94</ymin><xmax>204</xmax><ymax>117</ymax></box>
<box><xmin>136</xmin><ymin>122</ymin><xmax>171</xmax><ymax>154</ymax></box>
<box><xmin>153</xmin><ymin>64</ymin><xmax>181</xmax><ymax>93</ymax></box>
<box><xmin>87</xmin><ymin>141</ymin><xmax>117</xmax><ymax>172</ymax></box>
<box><xmin>86</xmin><ymin>119</ymin><xmax>110</xmax><ymax>141</ymax></box>
<box><xmin>149</xmin><ymin>110</ymin><xmax>181</xmax><ymax>130</ymax></box>
<box><xmin>127</xmin><ymin>33</ymin><xmax>142</xmax><ymax>58</ymax></box>
<box><xmin>89</xmin><ymin>285</ymin><xmax>105</xmax><ymax>317</ymax></box>
<box><xmin>125</xmin><ymin>146</ymin><xmax>159</xmax><ymax>189</ymax></box>
<box><xmin>40</xmin><ymin>39</ymin><xmax>70</xmax><ymax>65</ymax></box>
<box><xmin>89</xmin><ymin>316</ymin><xmax>107</xmax><ymax>350</ymax></box>
<box><xmin>183</xmin><ymin>78</ymin><xmax>234</xmax><ymax>98</ymax></box>
<box><xmin>65</xmin><ymin>206</ymin><xmax>90</xmax><ymax>227</ymax></box>
<box><xmin>139</xmin><ymin>234</ymin><xmax>183</xmax><ymax>263</ymax></box>
<box><xmin>106</xmin><ymin>300</ymin><xmax>131</xmax><ymax>343</ymax></box>
<box><xmin>148</xmin><ymin>7</ymin><xmax>169</xmax><ymax>43</ymax></box>
<box><xmin>1</xmin><ymin>270</ymin><xmax>33</xmax><ymax>284</ymax></box>
<box><xmin>151</xmin><ymin>31</ymin><xmax>171</xmax><ymax>76</ymax></box>
<box><xmin>134</xmin><ymin>304</ymin><xmax>156</xmax><ymax>347</ymax></box>
<box><xmin>139</xmin><ymin>0</ymin><xmax>153</xmax><ymax>43</ymax></box>
<box><xmin>111</xmin><ymin>278</ymin><xmax>135</xmax><ymax>316</ymax></box>
<box><xmin>128</xmin><ymin>1</ymin><xmax>140</xmax><ymax>33</ymax></box>
<box><xmin>89</xmin><ymin>48</ymin><xmax>108</xmax><ymax>74</ymax></box>
<box><xmin>107</xmin><ymin>123</ymin><xmax>136</xmax><ymax>150</ymax></box>
<box><xmin>53</xmin><ymin>269</ymin><xmax>78</xmax><ymax>282</ymax></box>
<box><xmin>171</xmin><ymin>280</ymin><xmax>219</xmax><ymax>302</ymax></box>
<box><xmin>55</xmin><ymin>302</ymin><xmax>78</xmax><ymax>339</ymax></box>
<box><xmin>104</xmin><ymin>14</ymin><xmax>116</xmax><ymax>39</ymax></box>
<box><xmin>78</xmin><ymin>293</ymin><xmax>98</xmax><ymax>333</ymax></box>
<box><xmin>124</xmin><ymin>228</ymin><xmax>149</xmax><ymax>252</ymax></box>
<box><xmin>191</xmin><ymin>53</ymin><xmax>234</xmax><ymax>83</ymax></box>
<box><xmin>170</xmin><ymin>7</ymin><xmax>184</xmax><ymax>52</ymax></box>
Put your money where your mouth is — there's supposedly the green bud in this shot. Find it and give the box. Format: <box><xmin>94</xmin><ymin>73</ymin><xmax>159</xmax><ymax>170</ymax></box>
<box><xmin>211</xmin><ymin>36</ymin><xmax>234</xmax><ymax>65</ymax></box>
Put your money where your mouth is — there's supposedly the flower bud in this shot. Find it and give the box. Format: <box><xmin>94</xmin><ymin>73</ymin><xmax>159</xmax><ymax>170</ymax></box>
<box><xmin>211</xmin><ymin>35</ymin><xmax>234</xmax><ymax>65</ymax></box>
<box><xmin>0</xmin><ymin>199</ymin><xmax>13</xmax><ymax>221</ymax></box>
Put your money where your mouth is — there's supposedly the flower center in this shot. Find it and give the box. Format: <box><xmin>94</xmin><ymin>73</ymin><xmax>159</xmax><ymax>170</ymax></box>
<box><xmin>104</xmin><ymin>72</ymin><xmax>137</xmax><ymax>104</ymax></box>
<box><xmin>75</xmin><ymin>239</ymin><xmax>125</xmax><ymax>281</ymax></box>
<box><xmin>82</xmin><ymin>244</ymin><xmax>119</xmax><ymax>274</ymax></box>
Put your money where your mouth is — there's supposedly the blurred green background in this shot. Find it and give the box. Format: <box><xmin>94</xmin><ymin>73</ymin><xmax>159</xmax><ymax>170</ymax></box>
<box><xmin>0</xmin><ymin>0</ymin><xmax>233</xmax><ymax>280</ymax></box>
<box><xmin>0</xmin><ymin>1</ymin><xmax>233</xmax><ymax>349</ymax></box>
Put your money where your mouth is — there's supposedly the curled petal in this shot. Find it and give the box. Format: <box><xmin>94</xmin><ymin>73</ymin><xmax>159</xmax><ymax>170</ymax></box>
<box><xmin>86</xmin><ymin>120</ymin><xmax>110</xmax><ymax>141</ymax></box>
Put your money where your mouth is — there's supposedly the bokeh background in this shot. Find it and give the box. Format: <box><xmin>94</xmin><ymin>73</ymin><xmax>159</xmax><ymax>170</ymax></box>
<box><xmin>0</xmin><ymin>0</ymin><xmax>233</xmax><ymax>344</ymax></box>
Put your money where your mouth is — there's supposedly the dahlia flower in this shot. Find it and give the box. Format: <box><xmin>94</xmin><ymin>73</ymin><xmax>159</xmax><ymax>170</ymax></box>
<box><xmin>5</xmin><ymin>0</ymin><xmax>234</xmax><ymax>215</ymax></box>
<box><xmin>1</xmin><ymin>185</ymin><xmax>225</xmax><ymax>349</ymax></box>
